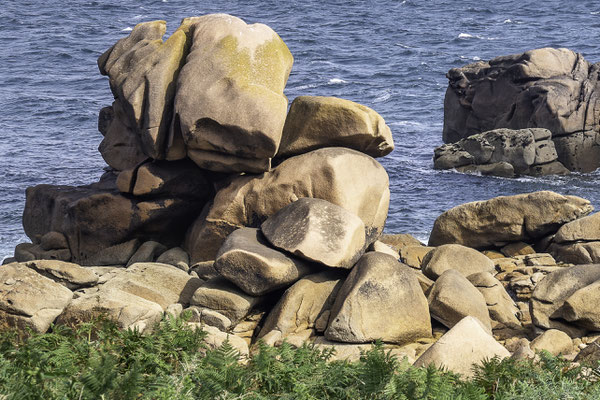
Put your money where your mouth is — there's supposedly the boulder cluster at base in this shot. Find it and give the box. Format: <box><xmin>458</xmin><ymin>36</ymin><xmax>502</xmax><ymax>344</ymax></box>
<box><xmin>3</xmin><ymin>14</ymin><xmax>600</xmax><ymax>377</ymax></box>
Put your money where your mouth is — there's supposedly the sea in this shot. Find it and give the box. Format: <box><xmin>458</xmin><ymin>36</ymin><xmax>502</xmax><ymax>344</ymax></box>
<box><xmin>2</xmin><ymin>0</ymin><xmax>600</xmax><ymax>260</ymax></box>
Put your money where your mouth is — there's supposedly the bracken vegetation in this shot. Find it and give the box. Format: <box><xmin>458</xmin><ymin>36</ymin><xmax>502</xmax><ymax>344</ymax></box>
<box><xmin>0</xmin><ymin>315</ymin><xmax>598</xmax><ymax>400</ymax></box>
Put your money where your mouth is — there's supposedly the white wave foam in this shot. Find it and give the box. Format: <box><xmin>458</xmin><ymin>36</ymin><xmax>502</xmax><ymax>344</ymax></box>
<box><xmin>328</xmin><ymin>78</ymin><xmax>347</xmax><ymax>84</ymax></box>
<box><xmin>458</xmin><ymin>33</ymin><xmax>497</xmax><ymax>40</ymax></box>
<box><xmin>293</xmin><ymin>83</ymin><xmax>318</xmax><ymax>90</ymax></box>
<box><xmin>473</xmin><ymin>56</ymin><xmax>481</xmax><ymax>61</ymax></box>
<box><xmin>592</xmin><ymin>11</ymin><xmax>600</xmax><ymax>15</ymax></box>
<box><xmin>396</xmin><ymin>43</ymin><xmax>413</xmax><ymax>49</ymax></box>
<box><xmin>503</xmin><ymin>19</ymin><xmax>512</xmax><ymax>23</ymax></box>
<box><xmin>121</xmin><ymin>27</ymin><xmax>133</xmax><ymax>32</ymax></box>
<box><xmin>374</xmin><ymin>90</ymin><xmax>392</xmax><ymax>103</ymax></box>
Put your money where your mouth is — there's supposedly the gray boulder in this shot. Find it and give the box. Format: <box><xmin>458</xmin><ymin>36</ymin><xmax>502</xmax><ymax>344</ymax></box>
<box><xmin>261</xmin><ymin>198</ymin><xmax>366</xmax><ymax>269</ymax></box>
<box><xmin>421</xmin><ymin>244</ymin><xmax>495</xmax><ymax>280</ymax></box>
<box><xmin>325</xmin><ymin>253</ymin><xmax>432</xmax><ymax>344</ymax></box>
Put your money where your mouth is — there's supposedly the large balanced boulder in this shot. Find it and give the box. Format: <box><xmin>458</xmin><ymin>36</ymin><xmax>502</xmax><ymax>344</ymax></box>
<box><xmin>278</xmin><ymin>96</ymin><xmax>394</xmax><ymax>158</ymax></box>
<box><xmin>325</xmin><ymin>253</ymin><xmax>431</xmax><ymax>344</ymax></box>
<box><xmin>530</xmin><ymin>264</ymin><xmax>600</xmax><ymax>329</ymax></box>
<box><xmin>427</xmin><ymin>269</ymin><xmax>492</xmax><ymax>331</ymax></box>
<box><xmin>261</xmin><ymin>198</ymin><xmax>366</xmax><ymax>269</ymax></box>
<box><xmin>258</xmin><ymin>270</ymin><xmax>346</xmax><ymax>344</ymax></box>
<box><xmin>443</xmin><ymin>47</ymin><xmax>600</xmax><ymax>172</ymax></box>
<box><xmin>421</xmin><ymin>244</ymin><xmax>495</xmax><ymax>280</ymax></box>
<box><xmin>428</xmin><ymin>191</ymin><xmax>593</xmax><ymax>248</ymax></box>
<box><xmin>413</xmin><ymin>316</ymin><xmax>510</xmax><ymax>378</ymax></box>
<box><xmin>0</xmin><ymin>263</ymin><xmax>73</xmax><ymax>333</ymax></box>
<box><xmin>214</xmin><ymin>228</ymin><xmax>314</xmax><ymax>296</ymax></box>
<box><xmin>434</xmin><ymin>128</ymin><xmax>569</xmax><ymax>177</ymax></box>
<box><xmin>174</xmin><ymin>14</ymin><xmax>293</xmax><ymax>173</ymax></box>
<box><xmin>23</xmin><ymin>173</ymin><xmax>211</xmax><ymax>265</ymax></box>
<box><xmin>185</xmin><ymin>147</ymin><xmax>390</xmax><ymax>262</ymax></box>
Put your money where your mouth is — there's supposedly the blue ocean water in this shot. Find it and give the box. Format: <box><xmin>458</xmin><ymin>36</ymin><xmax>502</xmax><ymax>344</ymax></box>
<box><xmin>1</xmin><ymin>0</ymin><xmax>600</xmax><ymax>259</ymax></box>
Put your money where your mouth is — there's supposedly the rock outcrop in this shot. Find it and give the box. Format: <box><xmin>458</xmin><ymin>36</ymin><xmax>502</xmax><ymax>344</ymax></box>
<box><xmin>443</xmin><ymin>47</ymin><xmax>600</xmax><ymax>173</ymax></box>
<box><xmin>434</xmin><ymin>128</ymin><xmax>569</xmax><ymax>177</ymax></box>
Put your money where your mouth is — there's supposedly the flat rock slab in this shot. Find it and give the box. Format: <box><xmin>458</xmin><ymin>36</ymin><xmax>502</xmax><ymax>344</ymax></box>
<box><xmin>102</xmin><ymin>262</ymin><xmax>202</xmax><ymax>309</ymax></box>
<box><xmin>214</xmin><ymin>227</ymin><xmax>314</xmax><ymax>296</ymax></box>
<box><xmin>261</xmin><ymin>198</ymin><xmax>366</xmax><ymax>269</ymax></box>
<box><xmin>0</xmin><ymin>263</ymin><xmax>73</xmax><ymax>333</ymax></box>
<box><xmin>325</xmin><ymin>252</ymin><xmax>432</xmax><ymax>344</ymax></box>
<box><xmin>414</xmin><ymin>316</ymin><xmax>510</xmax><ymax>378</ymax></box>
<box><xmin>278</xmin><ymin>95</ymin><xmax>394</xmax><ymax>158</ymax></box>
<box><xmin>190</xmin><ymin>277</ymin><xmax>262</xmax><ymax>324</ymax></box>
<box><xmin>428</xmin><ymin>269</ymin><xmax>492</xmax><ymax>331</ymax></box>
<box><xmin>57</xmin><ymin>287</ymin><xmax>163</xmax><ymax>333</ymax></box>
<box><xmin>428</xmin><ymin>191</ymin><xmax>592</xmax><ymax>248</ymax></box>
<box><xmin>24</xmin><ymin>260</ymin><xmax>98</xmax><ymax>289</ymax></box>
<box><xmin>422</xmin><ymin>244</ymin><xmax>495</xmax><ymax>279</ymax></box>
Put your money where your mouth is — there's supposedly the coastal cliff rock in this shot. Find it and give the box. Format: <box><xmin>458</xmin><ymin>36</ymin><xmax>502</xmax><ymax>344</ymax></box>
<box><xmin>278</xmin><ymin>96</ymin><xmax>394</xmax><ymax>158</ymax></box>
<box><xmin>443</xmin><ymin>47</ymin><xmax>600</xmax><ymax>173</ymax></box>
<box><xmin>428</xmin><ymin>191</ymin><xmax>593</xmax><ymax>248</ymax></box>
<box><xmin>185</xmin><ymin>147</ymin><xmax>390</xmax><ymax>263</ymax></box>
<box><xmin>434</xmin><ymin>128</ymin><xmax>569</xmax><ymax>177</ymax></box>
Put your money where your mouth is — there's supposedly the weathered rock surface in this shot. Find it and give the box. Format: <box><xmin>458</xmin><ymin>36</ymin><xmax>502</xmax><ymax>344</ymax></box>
<box><xmin>126</xmin><ymin>241</ymin><xmax>168</xmax><ymax>266</ymax></box>
<box><xmin>174</xmin><ymin>14</ymin><xmax>293</xmax><ymax>173</ymax></box>
<box><xmin>24</xmin><ymin>260</ymin><xmax>98</xmax><ymax>290</ymax></box>
<box><xmin>427</xmin><ymin>269</ymin><xmax>492</xmax><ymax>331</ymax></box>
<box><xmin>554</xmin><ymin>280</ymin><xmax>600</xmax><ymax>330</ymax></box>
<box><xmin>467</xmin><ymin>272</ymin><xmax>520</xmax><ymax>327</ymax></box>
<box><xmin>261</xmin><ymin>198</ymin><xmax>366</xmax><ymax>269</ymax></box>
<box><xmin>414</xmin><ymin>316</ymin><xmax>510</xmax><ymax>378</ymax></box>
<box><xmin>258</xmin><ymin>270</ymin><xmax>345</xmax><ymax>343</ymax></box>
<box><xmin>0</xmin><ymin>263</ymin><xmax>73</xmax><ymax>333</ymax></box>
<box><xmin>421</xmin><ymin>244</ymin><xmax>495</xmax><ymax>279</ymax></box>
<box><xmin>58</xmin><ymin>288</ymin><xmax>163</xmax><ymax>333</ymax></box>
<box><xmin>428</xmin><ymin>191</ymin><xmax>592</xmax><ymax>248</ymax></box>
<box><xmin>214</xmin><ymin>227</ymin><xmax>314</xmax><ymax>295</ymax></box>
<box><xmin>102</xmin><ymin>262</ymin><xmax>202</xmax><ymax>309</ymax></box>
<box><xmin>190</xmin><ymin>323</ymin><xmax>249</xmax><ymax>357</ymax></box>
<box><xmin>434</xmin><ymin>128</ymin><xmax>569</xmax><ymax>177</ymax></box>
<box><xmin>550</xmin><ymin>212</ymin><xmax>600</xmax><ymax>264</ymax></box>
<box><xmin>190</xmin><ymin>277</ymin><xmax>262</xmax><ymax>324</ymax></box>
<box><xmin>530</xmin><ymin>264</ymin><xmax>600</xmax><ymax>329</ymax></box>
<box><xmin>156</xmin><ymin>247</ymin><xmax>190</xmax><ymax>267</ymax></box>
<box><xmin>325</xmin><ymin>253</ymin><xmax>431</xmax><ymax>344</ymax></box>
<box><xmin>86</xmin><ymin>239</ymin><xmax>141</xmax><ymax>266</ymax></box>
<box><xmin>185</xmin><ymin>147</ymin><xmax>390</xmax><ymax>262</ymax></box>
<box><xmin>278</xmin><ymin>96</ymin><xmax>394</xmax><ymax>158</ymax></box>
<box><xmin>23</xmin><ymin>173</ymin><xmax>211</xmax><ymax>265</ymax></box>
<box><xmin>443</xmin><ymin>47</ymin><xmax>600</xmax><ymax>172</ymax></box>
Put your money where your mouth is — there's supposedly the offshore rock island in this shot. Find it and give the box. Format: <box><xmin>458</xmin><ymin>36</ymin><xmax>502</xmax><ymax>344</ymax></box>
<box><xmin>2</xmin><ymin>14</ymin><xmax>600</xmax><ymax>378</ymax></box>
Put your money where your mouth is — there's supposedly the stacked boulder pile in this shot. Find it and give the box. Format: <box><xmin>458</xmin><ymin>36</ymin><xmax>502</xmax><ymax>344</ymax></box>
<box><xmin>434</xmin><ymin>47</ymin><xmax>600</xmax><ymax>177</ymax></box>
<box><xmin>4</xmin><ymin>16</ymin><xmax>600</xmax><ymax>377</ymax></box>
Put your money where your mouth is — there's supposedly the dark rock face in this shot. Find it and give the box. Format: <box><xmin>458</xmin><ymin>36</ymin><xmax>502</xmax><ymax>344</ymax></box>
<box><xmin>23</xmin><ymin>173</ymin><xmax>212</xmax><ymax>265</ymax></box>
<box><xmin>443</xmin><ymin>47</ymin><xmax>600</xmax><ymax>173</ymax></box>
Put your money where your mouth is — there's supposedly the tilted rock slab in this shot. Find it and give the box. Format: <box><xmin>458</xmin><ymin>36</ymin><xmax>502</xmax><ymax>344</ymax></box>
<box><xmin>433</xmin><ymin>128</ymin><xmax>569</xmax><ymax>177</ymax></box>
<box><xmin>443</xmin><ymin>47</ymin><xmax>600</xmax><ymax>172</ymax></box>
<box><xmin>325</xmin><ymin>252</ymin><xmax>432</xmax><ymax>344</ymax></box>
<box><xmin>185</xmin><ymin>147</ymin><xmax>390</xmax><ymax>262</ymax></box>
<box><xmin>261</xmin><ymin>198</ymin><xmax>366</xmax><ymax>268</ymax></box>
<box><xmin>98</xmin><ymin>19</ymin><xmax>194</xmax><ymax>160</ymax></box>
<box><xmin>214</xmin><ymin>227</ymin><xmax>314</xmax><ymax>296</ymax></box>
<box><xmin>174</xmin><ymin>14</ymin><xmax>293</xmax><ymax>173</ymax></box>
<box><xmin>421</xmin><ymin>244</ymin><xmax>495</xmax><ymax>280</ymax></box>
<box><xmin>414</xmin><ymin>316</ymin><xmax>510</xmax><ymax>378</ymax></box>
<box><xmin>0</xmin><ymin>263</ymin><xmax>73</xmax><ymax>333</ymax></box>
<box><xmin>428</xmin><ymin>191</ymin><xmax>592</xmax><ymax>248</ymax></box>
<box><xmin>530</xmin><ymin>264</ymin><xmax>600</xmax><ymax>329</ymax></box>
<box><xmin>278</xmin><ymin>96</ymin><xmax>394</xmax><ymax>158</ymax></box>
<box><xmin>23</xmin><ymin>173</ymin><xmax>211</xmax><ymax>265</ymax></box>
<box><xmin>467</xmin><ymin>272</ymin><xmax>520</xmax><ymax>327</ymax></box>
<box><xmin>554</xmin><ymin>280</ymin><xmax>600</xmax><ymax>330</ymax></box>
<box><xmin>427</xmin><ymin>269</ymin><xmax>492</xmax><ymax>332</ymax></box>
<box><xmin>23</xmin><ymin>260</ymin><xmax>98</xmax><ymax>290</ymax></box>
<box><xmin>258</xmin><ymin>270</ymin><xmax>346</xmax><ymax>344</ymax></box>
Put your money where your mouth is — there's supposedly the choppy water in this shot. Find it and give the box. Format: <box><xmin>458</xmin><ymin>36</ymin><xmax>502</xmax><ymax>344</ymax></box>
<box><xmin>2</xmin><ymin>0</ymin><xmax>600</xmax><ymax>259</ymax></box>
